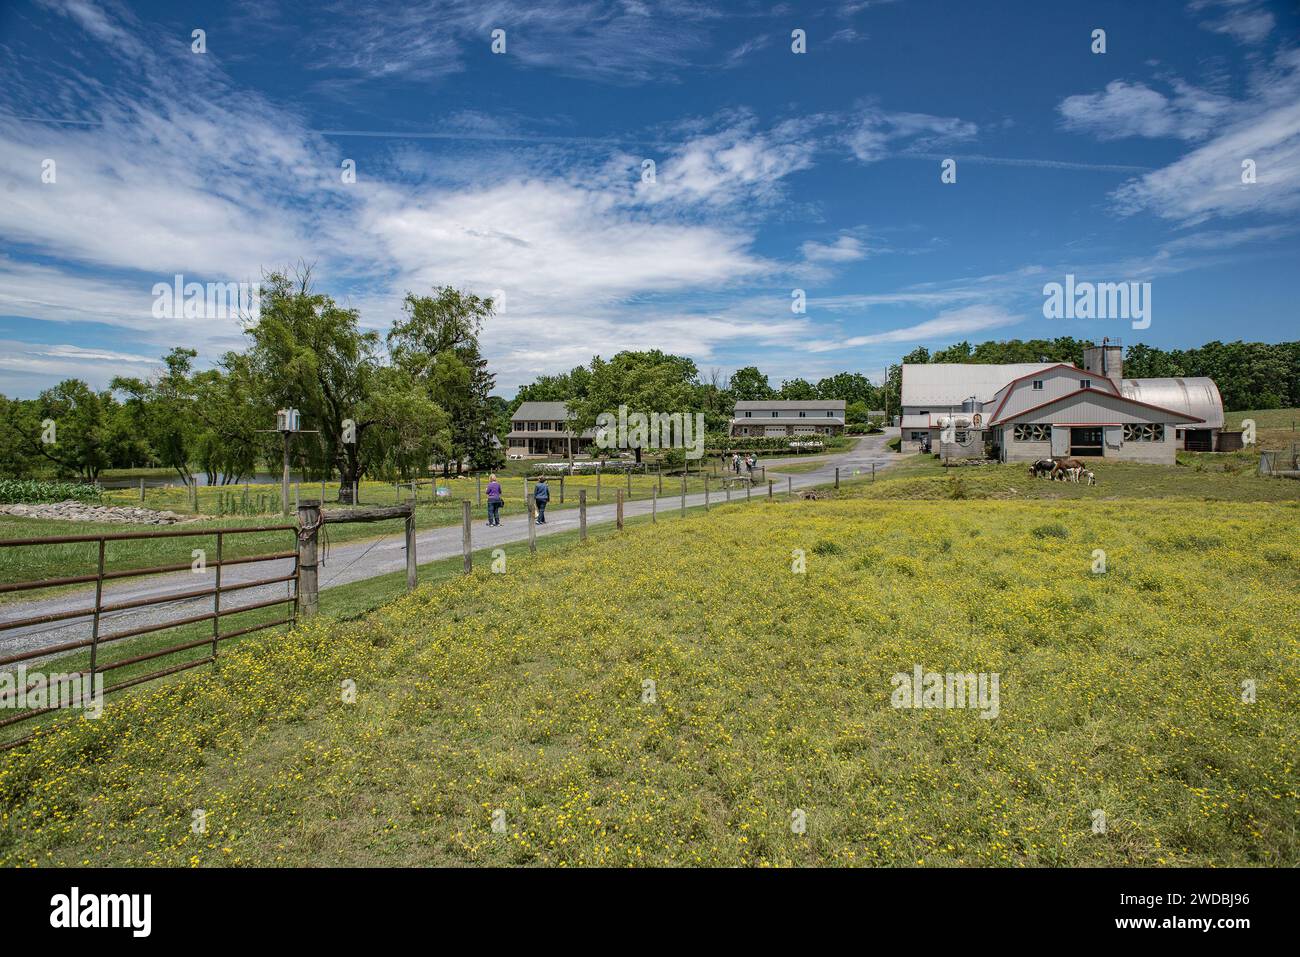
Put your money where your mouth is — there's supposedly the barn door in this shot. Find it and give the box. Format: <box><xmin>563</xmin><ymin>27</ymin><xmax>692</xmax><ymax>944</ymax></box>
<box><xmin>1050</xmin><ymin>426</ymin><xmax>1069</xmax><ymax>457</ymax></box>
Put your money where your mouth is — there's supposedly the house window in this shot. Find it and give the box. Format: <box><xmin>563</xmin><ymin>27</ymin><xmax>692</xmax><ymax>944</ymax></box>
<box><xmin>1080</xmin><ymin>379</ymin><xmax>1092</xmax><ymax>389</ymax></box>
<box><xmin>1176</xmin><ymin>428</ymin><xmax>1183</xmax><ymax>439</ymax></box>
<box><xmin>771</xmin><ymin>411</ymin><xmax>778</xmax><ymax>417</ymax></box>
<box><xmin>744</xmin><ymin>411</ymin><xmax>752</xmax><ymax>417</ymax></box>
<box><xmin>527</xmin><ymin>421</ymin><xmax>538</xmax><ymax>431</ymax></box>
<box><xmin>1013</xmin><ymin>424</ymin><xmax>1050</xmax><ymax>441</ymax></box>
<box><xmin>1032</xmin><ymin>380</ymin><xmax>1044</xmax><ymax>391</ymax></box>
<box><xmin>1123</xmin><ymin>424</ymin><xmax>1164</xmax><ymax>442</ymax></box>
<box><xmin>826</xmin><ymin>410</ymin><xmax>834</xmax><ymax>417</ymax></box>
<box><xmin>909</xmin><ymin>431</ymin><xmax>928</xmax><ymax>441</ymax></box>
<box><xmin>799</xmin><ymin>411</ymin><xmax>807</xmax><ymax>417</ymax></box>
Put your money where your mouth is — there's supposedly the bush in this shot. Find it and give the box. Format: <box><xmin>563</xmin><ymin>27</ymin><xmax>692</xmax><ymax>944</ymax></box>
<box><xmin>0</xmin><ymin>478</ymin><xmax>103</xmax><ymax>505</ymax></box>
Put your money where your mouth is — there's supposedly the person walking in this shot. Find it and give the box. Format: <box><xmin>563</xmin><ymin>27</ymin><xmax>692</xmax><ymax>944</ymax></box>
<box><xmin>485</xmin><ymin>473</ymin><xmax>503</xmax><ymax>526</ymax></box>
<box><xmin>533</xmin><ymin>477</ymin><xmax>550</xmax><ymax>524</ymax></box>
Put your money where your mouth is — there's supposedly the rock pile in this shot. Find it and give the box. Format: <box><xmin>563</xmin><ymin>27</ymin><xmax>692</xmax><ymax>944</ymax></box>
<box><xmin>0</xmin><ymin>501</ymin><xmax>190</xmax><ymax>525</ymax></box>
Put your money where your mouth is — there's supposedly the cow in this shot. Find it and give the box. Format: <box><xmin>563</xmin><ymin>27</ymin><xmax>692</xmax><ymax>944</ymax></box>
<box><xmin>1051</xmin><ymin>457</ymin><xmax>1084</xmax><ymax>481</ymax></box>
<box><xmin>1028</xmin><ymin>458</ymin><xmax>1056</xmax><ymax>479</ymax></box>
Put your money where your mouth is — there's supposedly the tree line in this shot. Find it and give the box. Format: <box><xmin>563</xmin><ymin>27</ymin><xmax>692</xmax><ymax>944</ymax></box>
<box><xmin>3</xmin><ymin>307</ymin><xmax>1294</xmax><ymax>488</ymax></box>
<box><xmin>0</xmin><ymin>268</ymin><xmax>501</xmax><ymax>500</ymax></box>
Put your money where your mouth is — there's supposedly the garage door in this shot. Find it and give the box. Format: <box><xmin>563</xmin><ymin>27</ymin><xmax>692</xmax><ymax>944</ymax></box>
<box><xmin>764</xmin><ymin>426</ymin><xmax>787</xmax><ymax>437</ymax></box>
<box><xmin>793</xmin><ymin>426</ymin><xmax>816</xmax><ymax>435</ymax></box>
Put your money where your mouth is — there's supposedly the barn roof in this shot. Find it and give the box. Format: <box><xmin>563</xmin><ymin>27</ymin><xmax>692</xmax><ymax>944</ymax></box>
<box><xmin>901</xmin><ymin>363</ymin><xmax>1057</xmax><ymax>406</ymax></box>
<box><xmin>1121</xmin><ymin>378</ymin><xmax>1224</xmax><ymax>430</ymax></box>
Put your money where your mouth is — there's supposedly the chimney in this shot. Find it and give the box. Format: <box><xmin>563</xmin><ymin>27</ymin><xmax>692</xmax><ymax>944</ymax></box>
<box><xmin>1082</xmin><ymin>337</ymin><xmax>1123</xmax><ymax>389</ymax></box>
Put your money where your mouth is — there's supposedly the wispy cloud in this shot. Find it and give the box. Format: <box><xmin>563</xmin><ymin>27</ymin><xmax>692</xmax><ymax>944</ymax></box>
<box><xmin>845</xmin><ymin>104</ymin><xmax>977</xmax><ymax>163</ymax></box>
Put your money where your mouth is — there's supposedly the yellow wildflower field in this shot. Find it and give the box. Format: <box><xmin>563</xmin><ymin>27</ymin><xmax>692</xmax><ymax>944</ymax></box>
<box><xmin>1</xmin><ymin>496</ymin><xmax>1296</xmax><ymax>866</ymax></box>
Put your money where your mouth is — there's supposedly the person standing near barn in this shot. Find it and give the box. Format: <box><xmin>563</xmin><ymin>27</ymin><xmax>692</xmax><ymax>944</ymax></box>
<box><xmin>533</xmin><ymin>477</ymin><xmax>550</xmax><ymax>524</ymax></box>
<box><xmin>485</xmin><ymin>473</ymin><xmax>503</xmax><ymax>526</ymax></box>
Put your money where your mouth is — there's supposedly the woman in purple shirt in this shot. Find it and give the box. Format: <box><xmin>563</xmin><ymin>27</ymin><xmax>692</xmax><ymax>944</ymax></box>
<box><xmin>485</xmin><ymin>473</ymin><xmax>503</xmax><ymax>526</ymax></box>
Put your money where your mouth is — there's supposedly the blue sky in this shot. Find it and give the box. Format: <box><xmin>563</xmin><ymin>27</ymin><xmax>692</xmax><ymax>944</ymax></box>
<box><xmin>0</xmin><ymin>0</ymin><xmax>1297</xmax><ymax>397</ymax></box>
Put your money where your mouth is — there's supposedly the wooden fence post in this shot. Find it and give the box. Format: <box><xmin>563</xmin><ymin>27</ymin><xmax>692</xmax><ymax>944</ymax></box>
<box><xmin>746</xmin><ymin>481</ymin><xmax>751</xmax><ymax>502</ymax></box>
<box><xmin>596</xmin><ymin>467</ymin><xmax>601</xmax><ymax>501</ymax></box>
<box><xmin>704</xmin><ymin>476</ymin><xmax>709</xmax><ymax>511</ymax></box>
<box><xmin>726</xmin><ymin>481</ymin><xmax>731</xmax><ymax>502</ymax></box>
<box><xmin>768</xmin><ymin>479</ymin><xmax>774</xmax><ymax>499</ymax></box>
<box><xmin>626</xmin><ymin>470</ymin><xmax>631</xmax><ymax>499</ymax></box>
<box><xmin>835</xmin><ymin>467</ymin><xmax>840</xmax><ymax>489</ymax></box>
<box><xmin>139</xmin><ymin>477</ymin><xmax>145</xmax><ymax>502</ymax></box>
<box><xmin>527</xmin><ymin>493</ymin><xmax>537</xmax><ymax>554</ymax></box>
<box><xmin>651</xmin><ymin>486</ymin><xmax>657</xmax><ymax>523</ymax></box>
<box><xmin>297</xmin><ymin>500</ymin><xmax>320</xmax><ymax>617</ymax></box>
<box><xmin>616</xmin><ymin>489</ymin><xmax>624</xmax><ymax>530</ymax></box>
<box><xmin>872</xmin><ymin>463</ymin><xmax>876</xmax><ymax>482</ymax></box>
<box><xmin>461</xmin><ymin>500</ymin><xmax>472</xmax><ymax>574</ymax></box>
<box><xmin>680</xmin><ymin>475</ymin><xmax>686</xmax><ymax>515</ymax></box>
<box><xmin>476</xmin><ymin>474</ymin><xmax>482</xmax><ymax>506</ymax></box>
<box><xmin>405</xmin><ymin>512</ymin><xmax>417</xmax><ymax>591</ymax></box>
<box><xmin>559</xmin><ymin>475</ymin><xmax>565</xmax><ymax>504</ymax></box>
<box><xmin>579</xmin><ymin>489</ymin><xmax>587</xmax><ymax>541</ymax></box>
<box><xmin>788</xmin><ymin>476</ymin><xmax>793</xmax><ymax>499</ymax></box>
<box><xmin>658</xmin><ymin>464</ymin><xmax>663</xmax><ymax>494</ymax></box>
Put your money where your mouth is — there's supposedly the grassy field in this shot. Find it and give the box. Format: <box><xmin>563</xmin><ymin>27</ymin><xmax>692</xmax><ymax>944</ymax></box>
<box><xmin>848</xmin><ymin>453</ymin><xmax>1300</xmax><ymax>503</ymax></box>
<box><xmin>0</xmin><ymin>476</ymin><xmax>1294</xmax><ymax>866</ymax></box>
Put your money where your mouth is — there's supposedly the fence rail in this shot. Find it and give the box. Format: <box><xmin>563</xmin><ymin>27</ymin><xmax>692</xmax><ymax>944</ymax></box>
<box><xmin>0</xmin><ymin>523</ymin><xmax>299</xmax><ymax>749</ymax></box>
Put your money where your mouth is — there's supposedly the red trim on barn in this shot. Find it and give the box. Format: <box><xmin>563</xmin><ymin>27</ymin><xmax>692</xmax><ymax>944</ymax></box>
<box><xmin>989</xmin><ymin>387</ymin><xmax>1204</xmax><ymax>427</ymax></box>
<box><xmin>986</xmin><ymin>364</ymin><xmax>1120</xmax><ymax>423</ymax></box>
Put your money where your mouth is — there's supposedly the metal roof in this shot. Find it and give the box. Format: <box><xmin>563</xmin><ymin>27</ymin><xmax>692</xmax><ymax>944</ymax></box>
<box><xmin>512</xmin><ymin>401</ymin><xmax>571</xmax><ymax>420</ymax></box>
<box><xmin>734</xmin><ymin>400</ymin><xmax>846</xmax><ymax>411</ymax></box>
<box><xmin>901</xmin><ymin>363</ymin><xmax>1057</xmax><ymax>407</ymax></box>
<box><xmin>1120</xmin><ymin>378</ymin><xmax>1224</xmax><ymax>429</ymax></box>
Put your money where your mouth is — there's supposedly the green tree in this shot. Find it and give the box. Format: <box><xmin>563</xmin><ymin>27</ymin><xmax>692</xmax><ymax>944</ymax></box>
<box><xmin>570</xmin><ymin>351</ymin><xmax>702</xmax><ymax>463</ymax></box>
<box><xmin>388</xmin><ymin>287</ymin><xmax>499</xmax><ymax>472</ymax></box>
<box><xmin>728</xmin><ymin>365</ymin><xmax>774</xmax><ymax>401</ymax></box>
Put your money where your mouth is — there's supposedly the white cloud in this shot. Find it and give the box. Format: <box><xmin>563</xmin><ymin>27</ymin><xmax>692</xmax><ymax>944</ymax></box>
<box><xmin>1110</xmin><ymin>52</ymin><xmax>1300</xmax><ymax>222</ymax></box>
<box><xmin>846</xmin><ymin>106</ymin><xmax>977</xmax><ymax>163</ymax></box>
<box><xmin>1189</xmin><ymin>0</ymin><xmax>1275</xmax><ymax>44</ymax></box>
<box><xmin>800</xmin><ymin>235</ymin><xmax>868</xmax><ymax>263</ymax></box>
<box><xmin>805</xmin><ymin>305</ymin><xmax>1024</xmax><ymax>352</ymax></box>
<box><xmin>635</xmin><ymin>117</ymin><xmax>817</xmax><ymax>208</ymax></box>
<box><xmin>1058</xmin><ymin>80</ymin><xmax>1232</xmax><ymax>141</ymax></box>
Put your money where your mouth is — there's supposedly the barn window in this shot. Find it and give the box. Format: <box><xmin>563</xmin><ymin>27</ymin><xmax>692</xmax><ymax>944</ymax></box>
<box><xmin>1032</xmin><ymin>380</ymin><xmax>1044</xmax><ymax>391</ymax></box>
<box><xmin>1123</xmin><ymin>424</ymin><xmax>1165</xmax><ymax>442</ymax></box>
<box><xmin>1013</xmin><ymin>424</ymin><xmax>1050</xmax><ymax>441</ymax></box>
<box><xmin>1079</xmin><ymin>379</ymin><xmax>1092</xmax><ymax>389</ymax></box>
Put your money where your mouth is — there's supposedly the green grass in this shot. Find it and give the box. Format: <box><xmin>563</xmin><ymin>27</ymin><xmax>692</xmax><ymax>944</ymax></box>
<box><xmin>0</xmin><ymin>495</ymin><xmax>736</xmax><ymax>749</ymax></box>
<box><xmin>0</xmin><ymin>491</ymin><xmax>1295</xmax><ymax>867</ymax></box>
<box><xmin>849</xmin><ymin>454</ymin><xmax>1300</xmax><ymax>503</ymax></box>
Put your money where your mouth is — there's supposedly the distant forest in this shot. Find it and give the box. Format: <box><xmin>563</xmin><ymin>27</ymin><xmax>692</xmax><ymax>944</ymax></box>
<box><xmin>513</xmin><ymin>337</ymin><xmax>1300</xmax><ymax>421</ymax></box>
